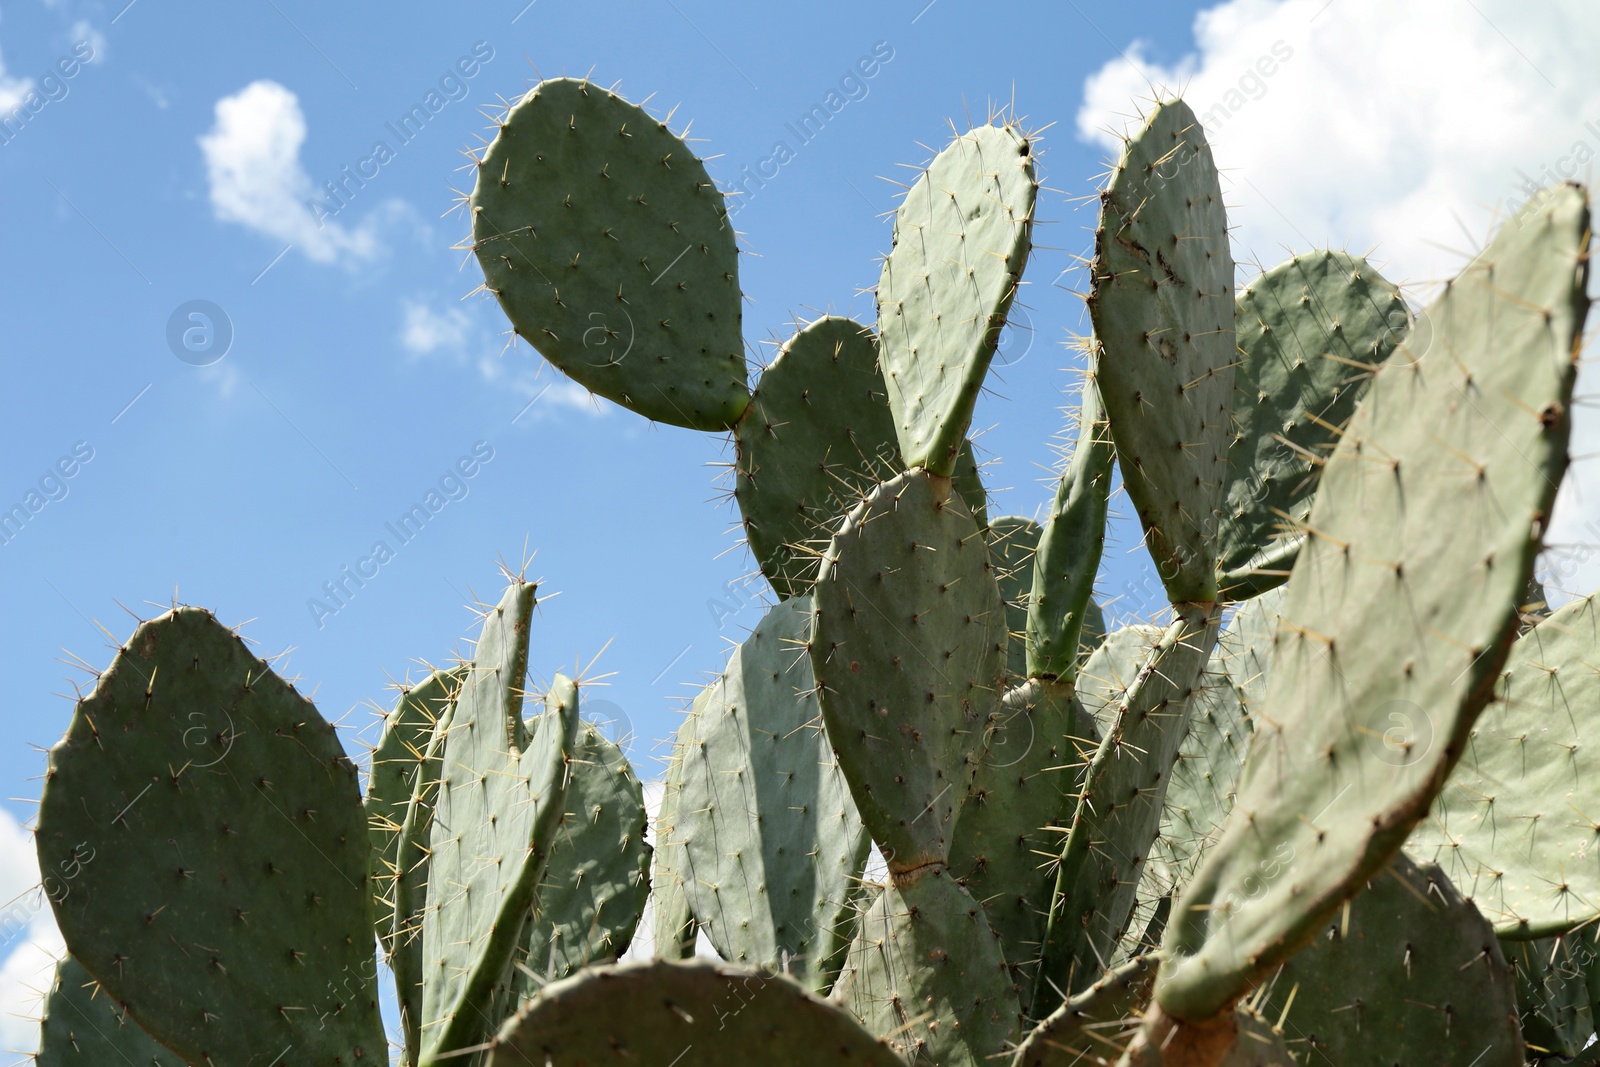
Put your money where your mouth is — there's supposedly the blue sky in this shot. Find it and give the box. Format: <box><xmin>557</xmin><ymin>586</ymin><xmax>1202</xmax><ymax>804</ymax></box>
<box><xmin>6</xmin><ymin>0</ymin><xmax>1600</xmax><ymax>1052</ymax></box>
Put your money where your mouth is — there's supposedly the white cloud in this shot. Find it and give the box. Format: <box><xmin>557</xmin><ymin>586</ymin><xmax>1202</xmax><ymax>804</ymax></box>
<box><xmin>199</xmin><ymin>81</ymin><xmax>382</xmax><ymax>265</ymax></box>
<box><xmin>68</xmin><ymin>20</ymin><xmax>106</xmax><ymax>62</ymax></box>
<box><xmin>0</xmin><ymin>808</ymin><xmax>61</xmax><ymax>1057</ymax></box>
<box><xmin>1076</xmin><ymin>0</ymin><xmax>1600</xmax><ymax>599</ymax></box>
<box><xmin>401</xmin><ymin>301</ymin><xmax>472</xmax><ymax>357</ymax></box>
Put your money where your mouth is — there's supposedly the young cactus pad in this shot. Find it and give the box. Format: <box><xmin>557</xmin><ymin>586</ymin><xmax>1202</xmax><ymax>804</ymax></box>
<box><xmin>35</xmin><ymin>608</ymin><xmax>385</xmax><ymax>1067</ymax></box>
<box><xmin>1154</xmin><ymin>184</ymin><xmax>1591</xmax><ymax>1023</ymax></box>
<box><xmin>417</xmin><ymin>581</ymin><xmax>581</xmax><ymax>1066</ymax></box>
<box><xmin>470</xmin><ymin>78</ymin><xmax>748</xmax><ymax>430</ymax></box>
<box><xmin>878</xmin><ymin>123</ymin><xmax>1037</xmax><ymax>476</ymax></box>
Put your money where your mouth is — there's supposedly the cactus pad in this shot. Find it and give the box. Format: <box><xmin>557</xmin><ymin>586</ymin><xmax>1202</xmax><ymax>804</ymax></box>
<box><xmin>471</xmin><ymin>78</ymin><xmax>748</xmax><ymax>430</ymax></box>
<box><xmin>989</xmin><ymin>515</ymin><xmax>1042</xmax><ymax>684</ymax></box>
<box><xmin>951</xmin><ymin>677</ymin><xmax>1098</xmax><ymax>983</ymax></box>
<box><xmin>1408</xmin><ymin>593</ymin><xmax>1600</xmax><ymax>937</ymax></box>
<box><xmin>1217</xmin><ymin>252</ymin><xmax>1405</xmax><ymax>600</ymax></box>
<box><xmin>1027</xmin><ymin>377</ymin><xmax>1114</xmax><ymax>682</ymax></box>
<box><xmin>736</xmin><ymin>317</ymin><xmax>900</xmax><ymax>600</ymax></box>
<box><xmin>878</xmin><ymin>123</ymin><xmax>1036</xmax><ymax>475</ymax></box>
<box><xmin>368</xmin><ymin>666</ymin><xmax>461</xmax><ymax>954</ymax></box>
<box><xmin>665</xmin><ymin>599</ymin><xmax>869</xmax><ymax>991</ymax></box>
<box><xmin>35</xmin><ymin>607</ymin><xmax>384</xmax><ymax>1067</ymax></box>
<box><xmin>1012</xmin><ymin>955</ymin><xmax>1152</xmax><ymax>1067</ymax></box>
<box><xmin>37</xmin><ymin>955</ymin><xmax>186</xmax><ymax>1067</ymax></box>
<box><xmin>1258</xmin><ymin>856</ymin><xmax>1523</xmax><ymax>1066</ymax></box>
<box><xmin>1090</xmin><ymin>100</ymin><xmax>1234</xmax><ymax>603</ymax></box>
<box><xmin>488</xmin><ymin>958</ymin><xmax>897</xmax><ymax>1066</ymax></box>
<box><xmin>1155</xmin><ymin>184</ymin><xmax>1591</xmax><ymax>1022</ymax></box>
<box><xmin>1035</xmin><ymin>605</ymin><xmax>1220</xmax><ymax>1010</ymax></box>
<box><xmin>811</xmin><ymin>469</ymin><xmax>1007</xmax><ymax>874</ymax></box>
<box><xmin>418</xmin><ymin>582</ymin><xmax>581</xmax><ymax>1065</ymax></box>
<box><xmin>509</xmin><ymin>721</ymin><xmax>651</xmax><ymax>987</ymax></box>
<box><xmin>833</xmin><ymin>867</ymin><xmax>1020</xmax><ymax>1067</ymax></box>
<box><xmin>392</xmin><ymin>693</ymin><xmax>457</xmax><ymax>1063</ymax></box>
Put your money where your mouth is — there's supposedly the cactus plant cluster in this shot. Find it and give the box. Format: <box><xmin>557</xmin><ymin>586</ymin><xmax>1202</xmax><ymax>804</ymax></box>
<box><xmin>25</xmin><ymin>72</ymin><xmax>1600</xmax><ymax>1067</ymax></box>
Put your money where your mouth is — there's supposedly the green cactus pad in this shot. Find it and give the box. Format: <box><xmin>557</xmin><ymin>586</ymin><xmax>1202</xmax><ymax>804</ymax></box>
<box><xmin>878</xmin><ymin>123</ymin><xmax>1036</xmax><ymax>476</ymax></box>
<box><xmin>367</xmin><ymin>666</ymin><xmax>461</xmax><ymax>954</ymax></box>
<box><xmin>989</xmin><ymin>516</ymin><xmax>1042</xmax><ymax>684</ymax></box>
<box><xmin>736</xmin><ymin>317</ymin><xmax>901</xmax><ymax>601</ymax></box>
<box><xmin>393</xmin><ymin>695</ymin><xmax>457</xmax><ymax>1064</ymax></box>
<box><xmin>1027</xmin><ymin>377</ymin><xmax>1114</xmax><ymax>683</ymax></box>
<box><xmin>665</xmin><ymin>599</ymin><xmax>869</xmax><ymax>992</ymax></box>
<box><xmin>1505</xmin><ymin>935</ymin><xmax>1595</xmax><ymax>1060</ymax></box>
<box><xmin>1075</xmin><ymin>624</ymin><xmax>1164</xmax><ymax>737</ymax></box>
<box><xmin>650</xmin><ymin>721</ymin><xmax>698</xmax><ymax>960</ymax></box>
<box><xmin>1215</xmin><ymin>586</ymin><xmax>1284</xmax><ymax>717</ymax></box>
<box><xmin>833</xmin><ymin>867</ymin><xmax>1020</xmax><ymax>1067</ymax></box>
<box><xmin>1217</xmin><ymin>252</ymin><xmax>1406</xmax><ymax>601</ymax></box>
<box><xmin>36</xmin><ymin>955</ymin><xmax>186</xmax><ymax>1067</ymax></box>
<box><xmin>953</xmin><ymin>438</ymin><xmax>991</xmax><ymax>528</ymax></box>
<box><xmin>1011</xmin><ymin>955</ymin><xmax>1152</xmax><ymax>1067</ymax></box>
<box><xmin>951</xmin><ymin>678</ymin><xmax>1099</xmax><ymax>984</ymax></box>
<box><xmin>1256</xmin><ymin>856</ymin><xmax>1523</xmax><ymax>1066</ymax></box>
<box><xmin>35</xmin><ymin>608</ymin><xmax>384</xmax><ymax>1067</ymax></box>
<box><xmin>811</xmin><ymin>469</ymin><xmax>1008</xmax><ymax>874</ymax></box>
<box><xmin>1034</xmin><ymin>605</ymin><xmax>1220</xmax><ymax>1012</ymax></box>
<box><xmin>1408</xmin><ymin>593</ymin><xmax>1600</xmax><ymax>937</ymax></box>
<box><xmin>1090</xmin><ymin>100</ymin><xmax>1235</xmax><ymax>604</ymax></box>
<box><xmin>488</xmin><ymin>958</ymin><xmax>897</xmax><ymax>1067</ymax></box>
<box><xmin>471</xmin><ymin>78</ymin><xmax>748</xmax><ymax>430</ymax></box>
<box><xmin>508</xmin><ymin>721</ymin><xmax>651</xmax><ymax>988</ymax></box>
<box><xmin>418</xmin><ymin>582</ymin><xmax>581</xmax><ymax>1066</ymax></box>
<box><xmin>1155</xmin><ymin>184</ymin><xmax>1591</xmax><ymax>1022</ymax></box>
<box><xmin>1154</xmin><ymin>662</ymin><xmax>1252</xmax><ymax>893</ymax></box>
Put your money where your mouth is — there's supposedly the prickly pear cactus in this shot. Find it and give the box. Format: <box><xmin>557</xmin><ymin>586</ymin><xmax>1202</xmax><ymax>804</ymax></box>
<box><xmin>489</xmin><ymin>959</ymin><xmax>898</xmax><ymax>1066</ymax></box>
<box><xmin>37</xmin><ymin>956</ymin><xmax>186</xmax><ymax>1067</ymax></box>
<box><xmin>26</xmin><ymin>69</ymin><xmax>1600</xmax><ymax>1067</ymax></box>
<box><xmin>810</xmin><ymin>469</ymin><xmax>1006</xmax><ymax>877</ymax></box>
<box><xmin>1155</xmin><ymin>183</ymin><xmax>1590</xmax><ymax>1025</ymax></box>
<box><xmin>663</xmin><ymin>599</ymin><xmax>870</xmax><ymax>991</ymax></box>
<box><xmin>418</xmin><ymin>581</ymin><xmax>581</xmax><ymax>1066</ymax></box>
<box><xmin>1256</xmin><ymin>856</ymin><xmax>1524</xmax><ymax>1066</ymax></box>
<box><xmin>507</xmin><ymin>721</ymin><xmax>651</xmax><ymax>987</ymax></box>
<box><xmin>470</xmin><ymin>78</ymin><xmax>748</xmax><ymax>430</ymax></box>
<box><xmin>832</xmin><ymin>867</ymin><xmax>1020</xmax><ymax>1067</ymax></box>
<box><xmin>736</xmin><ymin>317</ymin><xmax>900</xmax><ymax>601</ymax></box>
<box><xmin>1407</xmin><ymin>592</ymin><xmax>1600</xmax><ymax>937</ymax></box>
<box><xmin>1089</xmin><ymin>99</ymin><xmax>1234</xmax><ymax>604</ymax></box>
<box><xmin>36</xmin><ymin>607</ymin><xmax>385</xmax><ymax>1067</ymax></box>
<box><xmin>878</xmin><ymin>123</ymin><xmax>1037</xmax><ymax>475</ymax></box>
<box><xmin>1217</xmin><ymin>252</ymin><xmax>1405</xmax><ymax>599</ymax></box>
